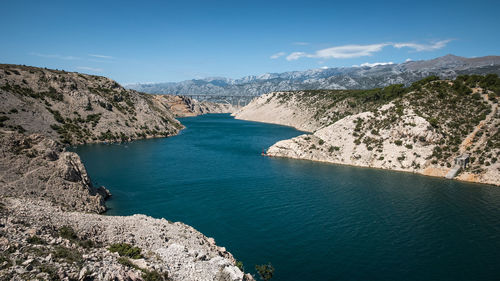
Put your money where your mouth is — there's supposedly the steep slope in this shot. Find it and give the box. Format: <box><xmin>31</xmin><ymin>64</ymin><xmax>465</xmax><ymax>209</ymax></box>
<box><xmin>0</xmin><ymin>130</ymin><xmax>110</xmax><ymax>213</ymax></box>
<box><xmin>235</xmin><ymin>75</ymin><xmax>500</xmax><ymax>186</ymax></box>
<box><xmin>156</xmin><ymin>95</ymin><xmax>236</xmax><ymax>117</ymax></box>
<box><xmin>127</xmin><ymin>55</ymin><xmax>500</xmax><ymax>98</ymax></box>
<box><xmin>0</xmin><ymin>64</ymin><xmax>182</xmax><ymax>145</ymax></box>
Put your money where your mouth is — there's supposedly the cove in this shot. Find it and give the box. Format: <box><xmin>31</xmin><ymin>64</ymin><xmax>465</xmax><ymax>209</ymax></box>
<box><xmin>71</xmin><ymin>113</ymin><xmax>500</xmax><ymax>281</ymax></box>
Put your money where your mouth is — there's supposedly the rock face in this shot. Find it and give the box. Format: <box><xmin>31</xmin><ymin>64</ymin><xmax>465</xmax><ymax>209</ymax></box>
<box><xmin>235</xmin><ymin>76</ymin><xmax>500</xmax><ymax>186</ymax></box>
<box><xmin>232</xmin><ymin>92</ymin><xmax>320</xmax><ymax>132</ymax></box>
<box><xmin>0</xmin><ymin>64</ymin><xmax>182</xmax><ymax>145</ymax></box>
<box><xmin>155</xmin><ymin>95</ymin><xmax>237</xmax><ymax>117</ymax></box>
<box><xmin>0</xmin><ymin>130</ymin><xmax>109</xmax><ymax>213</ymax></box>
<box><xmin>0</xmin><ymin>198</ymin><xmax>253</xmax><ymax>281</ymax></box>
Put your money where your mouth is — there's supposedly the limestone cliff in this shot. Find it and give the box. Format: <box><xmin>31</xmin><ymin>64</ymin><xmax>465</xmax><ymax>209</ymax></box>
<box><xmin>154</xmin><ymin>95</ymin><xmax>236</xmax><ymax>117</ymax></box>
<box><xmin>235</xmin><ymin>75</ymin><xmax>500</xmax><ymax>186</ymax></box>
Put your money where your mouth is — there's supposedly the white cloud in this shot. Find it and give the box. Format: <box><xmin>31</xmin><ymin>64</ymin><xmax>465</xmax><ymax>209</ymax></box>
<box><xmin>270</xmin><ymin>52</ymin><xmax>286</xmax><ymax>59</ymax></box>
<box><xmin>89</xmin><ymin>54</ymin><xmax>114</xmax><ymax>59</ymax></box>
<box><xmin>320</xmin><ymin>66</ymin><xmax>329</xmax><ymax>69</ymax></box>
<box><xmin>76</xmin><ymin>66</ymin><xmax>103</xmax><ymax>72</ymax></box>
<box><xmin>286</xmin><ymin>52</ymin><xmax>307</xmax><ymax>61</ymax></box>
<box><xmin>353</xmin><ymin>61</ymin><xmax>394</xmax><ymax>67</ymax></box>
<box><xmin>285</xmin><ymin>40</ymin><xmax>452</xmax><ymax>61</ymax></box>
<box><xmin>293</xmin><ymin>42</ymin><xmax>309</xmax><ymax>46</ymax></box>
<box><xmin>30</xmin><ymin>52</ymin><xmax>81</xmax><ymax>60</ymax></box>
<box><xmin>286</xmin><ymin>43</ymin><xmax>389</xmax><ymax>61</ymax></box>
<box><xmin>405</xmin><ymin>58</ymin><xmax>413</xmax><ymax>62</ymax></box>
<box><xmin>393</xmin><ymin>40</ymin><xmax>452</xmax><ymax>51</ymax></box>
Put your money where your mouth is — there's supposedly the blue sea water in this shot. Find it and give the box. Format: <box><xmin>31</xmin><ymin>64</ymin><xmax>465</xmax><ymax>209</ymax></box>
<box><xmin>71</xmin><ymin>114</ymin><xmax>500</xmax><ymax>281</ymax></box>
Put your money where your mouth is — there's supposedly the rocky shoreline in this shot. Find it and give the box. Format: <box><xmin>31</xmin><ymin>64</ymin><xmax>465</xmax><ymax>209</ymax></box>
<box><xmin>234</xmin><ymin>76</ymin><xmax>500</xmax><ymax>186</ymax></box>
<box><xmin>0</xmin><ymin>197</ymin><xmax>252</xmax><ymax>281</ymax></box>
<box><xmin>0</xmin><ymin>64</ymin><xmax>254</xmax><ymax>280</ymax></box>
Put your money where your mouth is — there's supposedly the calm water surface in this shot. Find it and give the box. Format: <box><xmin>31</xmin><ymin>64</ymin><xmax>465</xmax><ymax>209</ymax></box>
<box><xmin>71</xmin><ymin>114</ymin><xmax>500</xmax><ymax>281</ymax></box>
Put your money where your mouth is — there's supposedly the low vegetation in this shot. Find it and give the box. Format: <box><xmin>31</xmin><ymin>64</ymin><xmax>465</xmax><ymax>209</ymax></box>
<box><xmin>108</xmin><ymin>243</ymin><xmax>143</xmax><ymax>259</ymax></box>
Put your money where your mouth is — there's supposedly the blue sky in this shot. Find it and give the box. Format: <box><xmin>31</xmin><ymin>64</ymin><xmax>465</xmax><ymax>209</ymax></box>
<box><xmin>1</xmin><ymin>0</ymin><xmax>499</xmax><ymax>84</ymax></box>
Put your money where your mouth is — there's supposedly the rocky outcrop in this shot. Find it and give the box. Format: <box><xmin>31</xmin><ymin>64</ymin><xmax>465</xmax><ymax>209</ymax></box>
<box><xmin>0</xmin><ymin>130</ymin><xmax>109</xmax><ymax>213</ymax></box>
<box><xmin>0</xmin><ymin>65</ymin><xmax>255</xmax><ymax>280</ymax></box>
<box><xmin>236</xmin><ymin>76</ymin><xmax>500</xmax><ymax>186</ymax></box>
<box><xmin>0</xmin><ymin>197</ymin><xmax>253</xmax><ymax>281</ymax></box>
<box><xmin>154</xmin><ymin>95</ymin><xmax>236</xmax><ymax>117</ymax></box>
<box><xmin>0</xmin><ymin>64</ymin><xmax>182</xmax><ymax>145</ymax></box>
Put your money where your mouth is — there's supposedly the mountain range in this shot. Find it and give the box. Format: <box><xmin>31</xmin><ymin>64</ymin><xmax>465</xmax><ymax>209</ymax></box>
<box><xmin>126</xmin><ymin>55</ymin><xmax>500</xmax><ymax>100</ymax></box>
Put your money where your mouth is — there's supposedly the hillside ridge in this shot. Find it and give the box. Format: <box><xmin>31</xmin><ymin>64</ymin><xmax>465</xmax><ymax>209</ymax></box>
<box><xmin>0</xmin><ymin>64</ymin><xmax>253</xmax><ymax>281</ymax></box>
<box><xmin>234</xmin><ymin>74</ymin><xmax>500</xmax><ymax>186</ymax></box>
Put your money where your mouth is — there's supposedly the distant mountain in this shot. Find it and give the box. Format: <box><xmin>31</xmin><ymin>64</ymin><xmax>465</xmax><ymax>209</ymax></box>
<box><xmin>126</xmin><ymin>55</ymin><xmax>500</xmax><ymax>100</ymax></box>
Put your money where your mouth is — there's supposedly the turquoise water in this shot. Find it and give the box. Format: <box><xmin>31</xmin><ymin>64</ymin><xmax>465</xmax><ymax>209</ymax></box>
<box><xmin>71</xmin><ymin>114</ymin><xmax>500</xmax><ymax>281</ymax></box>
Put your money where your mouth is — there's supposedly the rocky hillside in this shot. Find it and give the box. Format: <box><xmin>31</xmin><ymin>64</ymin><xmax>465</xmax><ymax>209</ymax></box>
<box><xmin>156</xmin><ymin>95</ymin><xmax>236</xmax><ymax>117</ymax></box>
<box><xmin>128</xmin><ymin>55</ymin><xmax>500</xmax><ymax>98</ymax></box>
<box><xmin>0</xmin><ymin>130</ymin><xmax>109</xmax><ymax>214</ymax></box>
<box><xmin>234</xmin><ymin>75</ymin><xmax>500</xmax><ymax>186</ymax></box>
<box><xmin>0</xmin><ymin>197</ymin><xmax>253</xmax><ymax>281</ymax></box>
<box><xmin>0</xmin><ymin>64</ymin><xmax>182</xmax><ymax>145</ymax></box>
<box><xmin>0</xmin><ymin>65</ymin><xmax>253</xmax><ymax>280</ymax></box>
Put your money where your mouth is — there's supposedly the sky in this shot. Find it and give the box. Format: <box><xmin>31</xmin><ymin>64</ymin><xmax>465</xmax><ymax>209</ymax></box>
<box><xmin>1</xmin><ymin>0</ymin><xmax>499</xmax><ymax>84</ymax></box>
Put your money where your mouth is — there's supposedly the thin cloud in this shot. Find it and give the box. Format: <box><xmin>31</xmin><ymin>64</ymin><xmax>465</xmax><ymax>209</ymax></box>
<box><xmin>76</xmin><ymin>66</ymin><xmax>103</xmax><ymax>72</ymax></box>
<box><xmin>270</xmin><ymin>52</ymin><xmax>286</xmax><ymax>59</ymax></box>
<box><xmin>286</xmin><ymin>43</ymin><xmax>388</xmax><ymax>61</ymax></box>
<box><xmin>89</xmin><ymin>54</ymin><xmax>114</xmax><ymax>59</ymax></box>
<box><xmin>286</xmin><ymin>40</ymin><xmax>452</xmax><ymax>61</ymax></box>
<box><xmin>30</xmin><ymin>52</ymin><xmax>81</xmax><ymax>60</ymax></box>
<box><xmin>393</xmin><ymin>40</ymin><xmax>452</xmax><ymax>51</ymax></box>
<box><xmin>353</xmin><ymin>62</ymin><xmax>394</xmax><ymax>67</ymax></box>
<box><xmin>293</xmin><ymin>42</ymin><xmax>309</xmax><ymax>46</ymax></box>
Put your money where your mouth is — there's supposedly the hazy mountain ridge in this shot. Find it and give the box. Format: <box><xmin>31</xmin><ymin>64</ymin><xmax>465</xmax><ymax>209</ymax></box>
<box><xmin>127</xmin><ymin>55</ymin><xmax>500</xmax><ymax>97</ymax></box>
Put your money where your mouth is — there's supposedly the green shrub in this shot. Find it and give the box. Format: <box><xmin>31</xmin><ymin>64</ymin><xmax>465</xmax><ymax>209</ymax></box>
<box><xmin>428</xmin><ymin>118</ymin><xmax>438</xmax><ymax>128</ymax></box>
<box><xmin>328</xmin><ymin>146</ymin><xmax>340</xmax><ymax>153</ymax></box>
<box><xmin>39</xmin><ymin>264</ymin><xmax>58</xmax><ymax>280</ymax></box>
<box><xmin>318</xmin><ymin>139</ymin><xmax>325</xmax><ymax>145</ymax></box>
<box><xmin>59</xmin><ymin>226</ymin><xmax>77</xmax><ymax>240</ymax></box>
<box><xmin>142</xmin><ymin>270</ymin><xmax>170</xmax><ymax>281</ymax></box>
<box><xmin>117</xmin><ymin>256</ymin><xmax>138</xmax><ymax>268</ymax></box>
<box><xmin>394</xmin><ymin>140</ymin><xmax>402</xmax><ymax>146</ymax></box>
<box><xmin>236</xmin><ymin>260</ymin><xmax>244</xmax><ymax>271</ymax></box>
<box><xmin>53</xmin><ymin>246</ymin><xmax>82</xmax><ymax>263</ymax></box>
<box><xmin>108</xmin><ymin>243</ymin><xmax>143</xmax><ymax>259</ymax></box>
<box><xmin>27</xmin><ymin>236</ymin><xmax>45</xmax><ymax>245</ymax></box>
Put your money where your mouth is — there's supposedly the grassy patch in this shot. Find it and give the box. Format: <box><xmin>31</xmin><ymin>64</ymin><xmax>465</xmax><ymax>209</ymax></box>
<box><xmin>52</xmin><ymin>245</ymin><xmax>83</xmax><ymax>263</ymax></box>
